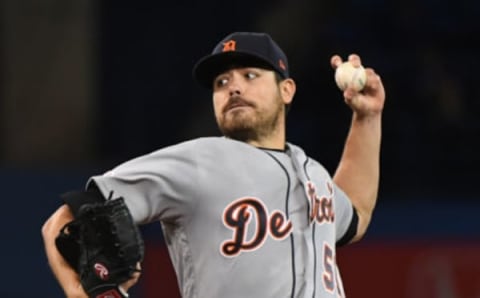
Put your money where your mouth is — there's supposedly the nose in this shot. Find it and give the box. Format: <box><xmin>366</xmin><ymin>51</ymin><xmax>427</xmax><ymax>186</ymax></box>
<box><xmin>229</xmin><ymin>88</ymin><xmax>241</xmax><ymax>97</ymax></box>
<box><xmin>227</xmin><ymin>72</ymin><xmax>243</xmax><ymax>96</ymax></box>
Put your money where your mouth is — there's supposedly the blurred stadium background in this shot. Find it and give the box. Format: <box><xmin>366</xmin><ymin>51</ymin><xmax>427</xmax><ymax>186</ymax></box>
<box><xmin>1</xmin><ymin>0</ymin><xmax>479</xmax><ymax>297</ymax></box>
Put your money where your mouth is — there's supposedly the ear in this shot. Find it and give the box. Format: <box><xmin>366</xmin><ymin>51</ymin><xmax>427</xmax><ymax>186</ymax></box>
<box><xmin>280</xmin><ymin>78</ymin><xmax>296</xmax><ymax>105</ymax></box>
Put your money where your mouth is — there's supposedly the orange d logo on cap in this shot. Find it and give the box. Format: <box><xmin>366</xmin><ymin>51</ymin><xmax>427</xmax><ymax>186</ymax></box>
<box><xmin>222</xmin><ymin>40</ymin><xmax>236</xmax><ymax>52</ymax></box>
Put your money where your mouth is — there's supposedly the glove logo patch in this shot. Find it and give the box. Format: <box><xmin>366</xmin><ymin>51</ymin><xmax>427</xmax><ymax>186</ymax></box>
<box><xmin>94</xmin><ymin>263</ymin><xmax>110</xmax><ymax>280</ymax></box>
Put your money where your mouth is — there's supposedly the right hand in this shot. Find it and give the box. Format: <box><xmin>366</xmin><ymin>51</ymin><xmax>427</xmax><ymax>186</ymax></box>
<box><xmin>330</xmin><ymin>54</ymin><xmax>385</xmax><ymax>119</ymax></box>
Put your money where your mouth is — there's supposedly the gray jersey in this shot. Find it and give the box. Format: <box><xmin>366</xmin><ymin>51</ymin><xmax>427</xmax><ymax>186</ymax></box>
<box><xmin>88</xmin><ymin>137</ymin><xmax>355</xmax><ymax>298</ymax></box>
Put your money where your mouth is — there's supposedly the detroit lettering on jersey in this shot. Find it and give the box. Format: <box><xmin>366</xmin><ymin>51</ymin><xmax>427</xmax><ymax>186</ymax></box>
<box><xmin>307</xmin><ymin>181</ymin><xmax>335</xmax><ymax>224</ymax></box>
<box><xmin>220</xmin><ymin>180</ymin><xmax>335</xmax><ymax>258</ymax></box>
<box><xmin>88</xmin><ymin>137</ymin><xmax>355</xmax><ymax>298</ymax></box>
<box><xmin>220</xmin><ymin>197</ymin><xmax>293</xmax><ymax>257</ymax></box>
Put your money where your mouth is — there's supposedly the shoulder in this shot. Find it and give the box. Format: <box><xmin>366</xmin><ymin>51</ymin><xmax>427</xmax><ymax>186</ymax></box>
<box><xmin>108</xmin><ymin>137</ymin><xmax>255</xmax><ymax>170</ymax></box>
<box><xmin>287</xmin><ymin>142</ymin><xmax>329</xmax><ymax>174</ymax></box>
<box><xmin>286</xmin><ymin>142</ymin><xmax>316</xmax><ymax>164</ymax></box>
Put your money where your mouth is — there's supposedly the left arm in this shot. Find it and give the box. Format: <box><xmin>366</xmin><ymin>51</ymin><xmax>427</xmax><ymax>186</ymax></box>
<box><xmin>331</xmin><ymin>54</ymin><xmax>386</xmax><ymax>243</ymax></box>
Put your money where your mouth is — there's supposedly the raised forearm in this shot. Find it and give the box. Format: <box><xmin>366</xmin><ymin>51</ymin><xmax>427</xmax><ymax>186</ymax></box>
<box><xmin>333</xmin><ymin>112</ymin><xmax>382</xmax><ymax>241</ymax></box>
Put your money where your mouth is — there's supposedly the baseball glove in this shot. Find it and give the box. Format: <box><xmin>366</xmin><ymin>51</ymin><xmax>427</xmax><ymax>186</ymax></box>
<box><xmin>56</xmin><ymin>197</ymin><xmax>144</xmax><ymax>298</ymax></box>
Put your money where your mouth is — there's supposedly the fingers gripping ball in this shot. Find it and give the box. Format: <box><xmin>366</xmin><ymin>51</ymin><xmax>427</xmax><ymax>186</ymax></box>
<box><xmin>334</xmin><ymin>61</ymin><xmax>367</xmax><ymax>92</ymax></box>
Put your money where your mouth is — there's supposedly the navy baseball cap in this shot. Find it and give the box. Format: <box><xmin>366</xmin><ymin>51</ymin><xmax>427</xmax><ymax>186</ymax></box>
<box><xmin>193</xmin><ymin>32</ymin><xmax>289</xmax><ymax>89</ymax></box>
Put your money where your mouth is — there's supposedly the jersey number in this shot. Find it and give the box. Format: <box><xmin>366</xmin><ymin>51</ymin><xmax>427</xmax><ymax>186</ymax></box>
<box><xmin>322</xmin><ymin>243</ymin><xmax>344</xmax><ymax>297</ymax></box>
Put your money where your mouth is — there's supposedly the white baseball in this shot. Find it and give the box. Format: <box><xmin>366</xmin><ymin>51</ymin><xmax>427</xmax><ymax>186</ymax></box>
<box><xmin>334</xmin><ymin>61</ymin><xmax>367</xmax><ymax>92</ymax></box>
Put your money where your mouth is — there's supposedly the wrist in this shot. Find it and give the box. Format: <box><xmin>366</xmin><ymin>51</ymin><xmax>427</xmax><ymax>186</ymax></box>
<box><xmin>353</xmin><ymin>111</ymin><xmax>382</xmax><ymax>124</ymax></box>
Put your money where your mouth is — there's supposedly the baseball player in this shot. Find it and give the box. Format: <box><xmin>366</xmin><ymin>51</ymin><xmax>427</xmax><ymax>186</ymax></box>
<box><xmin>42</xmin><ymin>31</ymin><xmax>385</xmax><ymax>297</ymax></box>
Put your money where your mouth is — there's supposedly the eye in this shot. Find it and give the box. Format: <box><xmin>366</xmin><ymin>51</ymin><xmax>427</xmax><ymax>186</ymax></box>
<box><xmin>245</xmin><ymin>72</ymin><xmax>258</xmax><ymax>80</ymax></box>
<box><xmin>215</xmin><ymin>77</ymin><xmax>229</xmax><ymax>88</ymax></box>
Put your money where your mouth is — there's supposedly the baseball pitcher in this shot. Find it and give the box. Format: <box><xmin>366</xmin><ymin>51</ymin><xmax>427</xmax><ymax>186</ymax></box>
<box><xmin>42</xmin><ymin>31</ymin><xmax>385</xmax><ymax>298</ymax></box>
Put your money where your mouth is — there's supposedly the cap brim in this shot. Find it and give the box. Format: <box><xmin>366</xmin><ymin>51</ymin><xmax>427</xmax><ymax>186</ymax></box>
<box><xmin>192</xmin><ymin>51</ymin><xmax>275</xmax><ymax>89</ymax></box>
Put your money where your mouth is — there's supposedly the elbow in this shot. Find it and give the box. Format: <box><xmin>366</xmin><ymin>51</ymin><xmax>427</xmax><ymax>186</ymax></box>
<box><xmin>41</xmin><ymin>215</ymin><xmax>55</xmax><ymax>241</ymax></box>
<box><xmin>41</xmin><ymin>204</ymin><xmax>73</xmax><ymax>241</ymax></box>
<box><xmin>348</xmin><ymin>192</ymin><xmax>378</xmax><ymax>243</ymax></box>
<box><xmin>350</xmin><ymin>211</ymin><xmax>372</xmax><ymax>243</ymax></box>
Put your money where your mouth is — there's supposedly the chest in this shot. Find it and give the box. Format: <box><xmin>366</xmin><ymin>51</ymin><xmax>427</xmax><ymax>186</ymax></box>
<box><xmin>190</xmin><ymin>152</ymin><xmax>337</xmax><ymax>246</ymax></box>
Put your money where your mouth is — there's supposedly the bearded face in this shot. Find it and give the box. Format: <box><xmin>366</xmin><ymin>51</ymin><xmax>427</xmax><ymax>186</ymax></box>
<box><xmin>217</xmin><ymin>94</ymin><xmax>284</xmax><ymax>143</ymax></box>
<box><xmin>212</xmin><ymin>68</ymin><xmax>286</xmax><ymax>144</ymax></box>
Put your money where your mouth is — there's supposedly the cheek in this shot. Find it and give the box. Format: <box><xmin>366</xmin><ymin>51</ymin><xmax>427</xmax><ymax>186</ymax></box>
<box><xmin>257</xmin><ymin>90</ymin><xmax>280</xmax><ymax>111</ymax></box>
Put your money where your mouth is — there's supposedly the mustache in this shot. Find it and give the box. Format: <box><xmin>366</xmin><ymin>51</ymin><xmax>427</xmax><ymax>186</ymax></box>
<box><xmin>223</xmin><ymin>96</ymin><xmax>254</xmax><ymax>113</ymax></box>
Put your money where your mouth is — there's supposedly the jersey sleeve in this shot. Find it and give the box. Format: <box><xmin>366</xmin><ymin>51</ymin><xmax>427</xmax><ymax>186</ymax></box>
<box><xmin>287</xmin><ymin>143</ymin><xmax>359</xmax><ymax>246</ymax></box>
<box><xmin>333</xmin><ymin>184</ymin><xmax>358</xmax><ymax>246</ymax></box>
<box><xmin>86</xmin><ymin>141</ymin><xmax>200</xmax><ymax>225</ymax></box>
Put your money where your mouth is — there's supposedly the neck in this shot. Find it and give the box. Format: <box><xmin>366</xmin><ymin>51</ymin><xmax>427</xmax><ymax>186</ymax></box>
<box><xmin>248</xmin><ymin>139</ymin><xmax>285</xmax><ymax>150</ymax></box>
<box><xmin>247</xmin><ymin>122</ymin><xmax>286</xmax><ymax>150</ymax></box>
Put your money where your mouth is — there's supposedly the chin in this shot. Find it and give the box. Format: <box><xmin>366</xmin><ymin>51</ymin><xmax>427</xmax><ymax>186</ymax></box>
<box><xmin>225</xmin><ymin>131</ymin><xmax>257</xmax><ymax>143</ymax></box>
<box><xmin>223</xmin><ymin>114</ymin><xmax>255</xmax><ymax>130</ymax></box>
<box><xmin>220</xmin><ymin>124</ymin><xmax>257</xmax><ymax>143</ymax></box>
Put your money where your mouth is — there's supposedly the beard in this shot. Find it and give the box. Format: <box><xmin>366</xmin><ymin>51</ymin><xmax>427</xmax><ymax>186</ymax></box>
<box><xmin>217</xmin><ymin>95</ymin><xmax>284</xmax><ymax>143</ymax></box>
